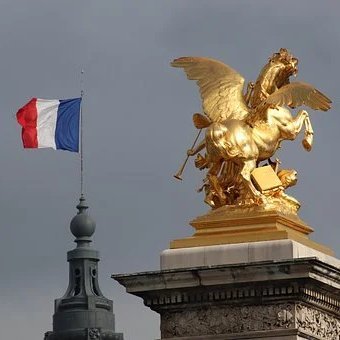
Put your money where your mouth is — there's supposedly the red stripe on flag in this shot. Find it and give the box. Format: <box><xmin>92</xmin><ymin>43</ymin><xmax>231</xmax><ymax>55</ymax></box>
<box><xmin>16</xmin><ymin>98</ymin><xmax>38</xmax><ymax>148</ymax></box>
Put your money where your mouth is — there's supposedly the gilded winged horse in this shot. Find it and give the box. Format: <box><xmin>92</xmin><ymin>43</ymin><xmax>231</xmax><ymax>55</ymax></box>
<box><xmin>172</xmin><ymin>49</ymin><xmax>331</xmax><ymax>209</ymax></box>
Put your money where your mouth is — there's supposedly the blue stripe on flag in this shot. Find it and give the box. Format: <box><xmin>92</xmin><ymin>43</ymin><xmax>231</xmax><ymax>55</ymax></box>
<box><xmin>55</xmin><ymin>98</ymin><xmax>81</xmax><ymax>152</ymax></box>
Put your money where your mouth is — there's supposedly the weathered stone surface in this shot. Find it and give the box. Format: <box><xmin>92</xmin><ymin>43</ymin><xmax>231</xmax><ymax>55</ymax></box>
<box><xmin>161</xmin><ymin>239</ymin><xmax>340</xmax><ymax>270</ymax></box>
<box><xmin>113</xmin><ymin>257</ymin><xmax>340</xmax><ymax>339</ymax></box>
<box><xmin>161</xmin><ymin>303</ymin><xmax>295</xmax><ymax>337</ymax></box>
<box><xmin>162</xmin><ymin>333</ymin><xmax>315</xmax><ymax>340</ymax></box>
<box><xmin>160</xmin><ymin>303</ymin><xmax>340</xmax><ymax>339</ymax></box>
<box><xmin>296</xmin><ymin>304</ymin><xmax>340</xmax><ymax>339</ymax></box>
<box><xmin>88</xmin><ymin>328</ymin><xmax>100</xmax><ymax>339</ymax></box>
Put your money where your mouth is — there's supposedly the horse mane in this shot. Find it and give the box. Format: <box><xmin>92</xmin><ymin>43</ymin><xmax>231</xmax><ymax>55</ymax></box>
<box><xmin>249</xmin><ymin>48</ymin><xmax>298</xmax><ymax>110</ymax></box>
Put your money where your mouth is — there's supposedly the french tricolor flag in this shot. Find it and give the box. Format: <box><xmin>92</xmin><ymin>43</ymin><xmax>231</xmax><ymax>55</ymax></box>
<box><xmin>16</xmin><ymin>98</ymin><xmax>81</xmax><ymax>152</ymax></box>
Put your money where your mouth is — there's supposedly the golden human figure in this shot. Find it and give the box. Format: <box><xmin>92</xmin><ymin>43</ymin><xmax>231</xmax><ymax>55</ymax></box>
<box><xmin>172</xmin><ymin>48</ymin><xmax>331</xmax><ymax>214</ymax></box>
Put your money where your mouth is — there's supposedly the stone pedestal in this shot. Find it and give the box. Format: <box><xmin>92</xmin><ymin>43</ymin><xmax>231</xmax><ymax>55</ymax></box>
<box><xmin>112</xmin><ymin>211</ymin><xmax>339</xmax><ymax>339</ymax></box>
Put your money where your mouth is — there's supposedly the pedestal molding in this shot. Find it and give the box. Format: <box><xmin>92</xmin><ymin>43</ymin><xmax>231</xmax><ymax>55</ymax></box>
<box><xmin>113</xmin><ymin>257</ymin><xmax>340</xmax><ymax>339</ymax></box>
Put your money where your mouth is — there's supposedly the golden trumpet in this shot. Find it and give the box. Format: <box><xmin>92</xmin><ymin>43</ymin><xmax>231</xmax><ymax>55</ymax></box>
<box><xmin>174</xmin><ymin>129</ymin><xmax>202</xmax><ymax>180</ymax></box>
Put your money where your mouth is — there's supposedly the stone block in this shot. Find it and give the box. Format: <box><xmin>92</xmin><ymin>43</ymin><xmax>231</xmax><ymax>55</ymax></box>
<box><xmin>161</xmin><ymin>239</ymin><xmax>340</xmax><ymax>270</ymax></box>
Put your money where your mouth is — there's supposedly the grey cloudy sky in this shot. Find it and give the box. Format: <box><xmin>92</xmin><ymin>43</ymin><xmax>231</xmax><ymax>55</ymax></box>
<box><xmin>0</xmin><ymin>1</ymin><xmax>339</xmax><ymax>339</ymax></box>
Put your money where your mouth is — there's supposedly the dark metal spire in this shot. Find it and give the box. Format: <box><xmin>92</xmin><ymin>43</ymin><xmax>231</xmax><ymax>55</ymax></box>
<box><xmin>44</xmin><ymin>197</ymin><xmax>124</xmax><ymax>340</ymax></box>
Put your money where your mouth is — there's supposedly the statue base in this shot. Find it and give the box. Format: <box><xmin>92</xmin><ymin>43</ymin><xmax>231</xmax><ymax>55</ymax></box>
<box><xmin>170</xmin><ymin>206</ymin><xmax>334</xmax><ymax>256</ymax></box>
<box><xmin>161</xmin><ymin>239</ymin><xmax>338</xmax><ymax>270</ymax></box>
<box><xmin>112</xmin><ymin>209</ymin><xmax>339</xmax><ymax>339</ymax></box>
<box><xmin>113</xmin><ymin>255</ymin><xmax>340</xmax><ymax>339</ymax></box>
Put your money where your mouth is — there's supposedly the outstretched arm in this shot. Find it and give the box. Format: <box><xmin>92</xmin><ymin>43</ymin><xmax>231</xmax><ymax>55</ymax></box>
<box><xmin>187</xmin><ymin>139</ymin><xmax>206</xmax><ymax>156</ymax></box>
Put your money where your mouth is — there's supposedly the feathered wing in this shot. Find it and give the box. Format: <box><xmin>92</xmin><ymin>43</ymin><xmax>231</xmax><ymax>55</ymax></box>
<box><xmin>249</xmin><ymin>81</ymin><xmax>332</xmax><ymax>124</ymax></box>
<box><xmin>264</xmin><ymin>81</ymin><xmax>331</xmax><ymax>111</ymax></box>
<box><xmin>171</xmin><ymin>57</ymin><xmax>249</xmax><ymax>122</ymax></box>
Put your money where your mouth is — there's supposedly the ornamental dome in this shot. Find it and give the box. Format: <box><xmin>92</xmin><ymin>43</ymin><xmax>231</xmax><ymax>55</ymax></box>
<box><xmin>70</xmin><ymin>196</ymin><xmax>96</xmax><ymax>239</ymax></box>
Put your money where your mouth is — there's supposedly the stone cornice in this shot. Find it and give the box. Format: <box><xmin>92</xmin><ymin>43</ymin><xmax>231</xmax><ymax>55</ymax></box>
<box><xmin>112</xmin><ymin>258</ymin><xmax>339</xmax><ymax>318</ymax></box>
<box><xmin>112</xmin><ymin>258</ymin><xmax>339</xmax><ymax>293</ymax></box>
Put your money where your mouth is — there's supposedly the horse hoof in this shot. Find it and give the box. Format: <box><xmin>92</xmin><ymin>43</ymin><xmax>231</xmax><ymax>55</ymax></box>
<box><xmin>302</xmin><ymin>138</ymin><xmax>312</xmax><ymax>151</ymax></box>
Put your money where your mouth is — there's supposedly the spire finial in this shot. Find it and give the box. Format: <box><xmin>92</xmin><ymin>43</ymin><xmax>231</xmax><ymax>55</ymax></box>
<box><xmin>70</xmin><ymin>195</ymin><xmax>96</xmax><ymax>247</ymax></box>
<box><xmin>76</xmin><ymin>194</ymin><xmax>88</xmax><ymax>214</ymax></box>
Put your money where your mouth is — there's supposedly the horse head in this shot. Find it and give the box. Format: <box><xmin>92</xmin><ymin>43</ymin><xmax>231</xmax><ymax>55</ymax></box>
<box><xmin>250</xmin><ymin>48</ymin><xmax>298</xmax><ymax>108</ymax></box>
<box><xmin>269</xmin><ymin>48</ymin><xmax>298</xmax><ymax>88</ymax></box>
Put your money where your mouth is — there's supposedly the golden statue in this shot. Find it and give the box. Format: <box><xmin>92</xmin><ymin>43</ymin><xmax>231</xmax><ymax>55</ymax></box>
<box><xmin>172</xmin><ymin>48</ymin><xmax>331</xmax><ymax>215</ymax></box>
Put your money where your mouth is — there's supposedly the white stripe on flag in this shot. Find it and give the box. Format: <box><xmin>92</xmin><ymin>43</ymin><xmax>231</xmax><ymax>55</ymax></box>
<box><xmin>36</xmin><ymin>99</ymin><xmax>59</xmax><ymax>149</ymax></box>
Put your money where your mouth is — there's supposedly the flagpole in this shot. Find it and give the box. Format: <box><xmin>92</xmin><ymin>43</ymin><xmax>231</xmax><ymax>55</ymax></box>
<box><xmin>80</xmin><ymin>69</ymin><xmax>84</xmax><ymax>198</ymax></box>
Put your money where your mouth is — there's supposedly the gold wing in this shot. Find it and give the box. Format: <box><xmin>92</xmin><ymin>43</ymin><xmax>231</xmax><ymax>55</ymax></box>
<box><xmin>263</xmin><ymin>81</ymin><xmax>331</xmax><ymax>111</ymax></box>
<box><xmin>171</xmin><ymin>57</ymin><xmax>249</xmax><ymax>122</ymax></box>
<box><xmin>247</xmin><ymin>81</ymin><xmax>332</xmax><ymax>125</ymax></box>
